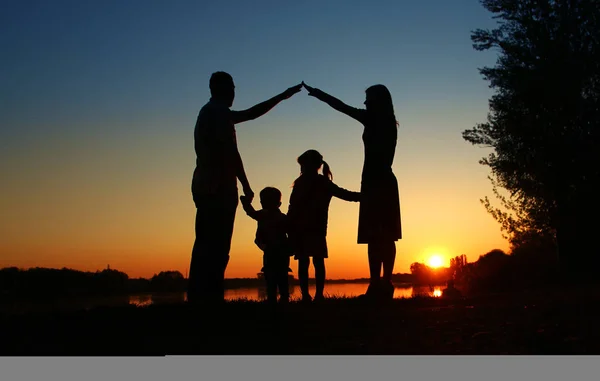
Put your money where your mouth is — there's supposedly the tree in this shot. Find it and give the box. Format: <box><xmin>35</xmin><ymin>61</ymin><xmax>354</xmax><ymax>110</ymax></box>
<box><xmin>410</xmin><ymin>262</ymin><xmax>451</xmax><ymax>285</ymax></box>
<box><xmin>463</xmin><ymin>0</ymin><xmax>600</xmax><ymax>279</ymax></box>
<box><xmin>150</xmin><ymin>271</ymin><xmax>186</xmax><ymax>292</ymax></box>
<box><xmin>94</xmin><ymin>268</ymin><xmax>129</xmax><ymax>293</ymax></box>
<box><xmin>450</xmin><ymin>254</ymin><xmax>468</xmax><ymax>280</ymax></box>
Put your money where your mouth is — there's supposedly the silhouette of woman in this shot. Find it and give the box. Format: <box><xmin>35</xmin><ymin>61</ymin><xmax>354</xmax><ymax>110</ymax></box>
<box><xmin>302</xmin><ymin>82</ymin><xmax>402</xmax><ymax>300</ymax></box>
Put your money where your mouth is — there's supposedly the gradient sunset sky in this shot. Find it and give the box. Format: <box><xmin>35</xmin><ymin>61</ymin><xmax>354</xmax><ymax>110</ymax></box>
<box><xmin>0</xmin><ymin>0</ymin><xmax>508</xmax><ymax>279</ymax></box>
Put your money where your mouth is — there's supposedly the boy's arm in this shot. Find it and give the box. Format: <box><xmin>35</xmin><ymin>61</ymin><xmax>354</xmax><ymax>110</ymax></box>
<box><xmin>329</xmin><ymin>181</ymin><xmax>361</xmax><ymax>202</ymax></box>
<box><xmin>240</xmin><ymin>196</ymin><xmax>260</xmax><ymax>220</ymax></box>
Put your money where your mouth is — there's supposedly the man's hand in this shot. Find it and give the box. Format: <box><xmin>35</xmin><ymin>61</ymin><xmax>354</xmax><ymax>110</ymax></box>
<box><xmin>281</xmin><ymin>83</ymin><xmax>303</xmax><ymax>100</ymax></box>
<box><xmin>242</xmin><ymin>185</ymin><xmax>254</xmax><ymax>203</ymax></box>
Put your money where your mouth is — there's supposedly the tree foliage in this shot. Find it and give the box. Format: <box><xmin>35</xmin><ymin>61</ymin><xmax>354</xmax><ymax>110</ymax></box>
<box><xmin>463</xmin><ymin>0</ymin><xmax>600</xmax><ymax>274</ymax></box>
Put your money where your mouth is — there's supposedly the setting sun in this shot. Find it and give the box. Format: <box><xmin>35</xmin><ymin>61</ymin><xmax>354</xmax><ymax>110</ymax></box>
<box><xmin>428</xmin><ymin>255</ymin><xmax>444</xmax><ymax>268</ymax></box>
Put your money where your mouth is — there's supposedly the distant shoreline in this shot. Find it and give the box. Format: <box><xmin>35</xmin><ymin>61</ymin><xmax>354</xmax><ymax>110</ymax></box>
<box><xmin>0</xmin><ymin>267</ymin><xmax>443</xmax><ymax>301</ymax></box>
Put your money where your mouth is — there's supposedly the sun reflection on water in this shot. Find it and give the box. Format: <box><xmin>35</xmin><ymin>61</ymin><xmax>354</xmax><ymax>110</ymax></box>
<box><xmin>127</xmin><ymin>283</ymin><xmax>447</xmax><ymax>307</ymax></box>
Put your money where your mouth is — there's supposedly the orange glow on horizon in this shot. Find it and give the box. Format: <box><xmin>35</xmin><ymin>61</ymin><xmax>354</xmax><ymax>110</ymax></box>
<box><xmin>0</xmin><ymin>132</ymin><xmax>510</xmax><ymax>280</ymax></box>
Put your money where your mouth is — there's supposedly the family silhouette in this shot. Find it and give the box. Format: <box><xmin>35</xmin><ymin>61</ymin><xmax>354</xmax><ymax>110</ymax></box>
<box><xmin>188</xmin><ymin>72</ymin><xmax>402</xmax><ymax>305</ymax></box>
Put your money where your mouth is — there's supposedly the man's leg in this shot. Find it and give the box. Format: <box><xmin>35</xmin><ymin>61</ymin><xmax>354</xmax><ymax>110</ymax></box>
<box><xmin>188</xmin><ymin>193</ymin><xmax>237</xmax><ymax>304</ymax></box>
<box><xmin>210</xmin><ymin>194</ymin><xmax>237</xmax><ymax>301</ymax></box>
<box><xmin>188</xmin><ymin>204</ymin><xmax>209</xmax><ymax>304</ymax></box>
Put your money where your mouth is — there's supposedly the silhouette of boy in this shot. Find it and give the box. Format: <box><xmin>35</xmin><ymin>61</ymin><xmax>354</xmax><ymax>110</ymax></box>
<box><xmin>241</xmin><ymin>187</ymin><xmax>293</xmax><ymax>304</ymax></box>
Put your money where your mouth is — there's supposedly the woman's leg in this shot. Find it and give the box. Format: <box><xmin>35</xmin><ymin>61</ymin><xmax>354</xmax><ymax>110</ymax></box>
<box><xmin>313</xmin><ymin>258</ymin><xmax>326</xmax><ymax>300</ymax></box>
<box><xmin>367</xmin><ymin>242</ymin><xmax>383</xmax><ymax>295</ymax></box>
<box><xmin>298</xmin><ymin>257</ymin><xmax>311</xmax><ymax>300</ymax></box>
<box><xmin>381</xmin><ymin>241</ymin><xmax>396</xmax><ymax>299</ymax></box>
<box><xmin>382</xmin><ymin>241</ymin><xmax>397</xmax><ymax>283</ymax></box>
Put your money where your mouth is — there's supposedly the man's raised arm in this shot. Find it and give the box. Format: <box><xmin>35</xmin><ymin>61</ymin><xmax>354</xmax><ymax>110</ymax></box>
<box><xmin>230</xmin><ymin>83</ymin><xmax>302</xmax><ymax>124</ymax></box>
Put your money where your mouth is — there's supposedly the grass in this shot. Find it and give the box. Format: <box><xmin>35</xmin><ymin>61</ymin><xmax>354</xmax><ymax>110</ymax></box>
<box><xmin>1</xmin><ymin>284</ymin><xmax>599</xmax><ymax>355</ymax></box>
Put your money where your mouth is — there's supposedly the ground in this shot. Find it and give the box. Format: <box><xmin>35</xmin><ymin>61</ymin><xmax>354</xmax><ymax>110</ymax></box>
<box><xmin>1</xmin><ymin>285</ymin><xmax>599</xmax><ymax>355</ymax></box>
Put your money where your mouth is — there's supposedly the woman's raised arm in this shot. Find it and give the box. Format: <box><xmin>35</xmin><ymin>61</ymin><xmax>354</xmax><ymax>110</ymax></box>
<box><xmin>302</xmin><ymin>82</ymin><xmax>366</xmax><ymax>123</ymax></box>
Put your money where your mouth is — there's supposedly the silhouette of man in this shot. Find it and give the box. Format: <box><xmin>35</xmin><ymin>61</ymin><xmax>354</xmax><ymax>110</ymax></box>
<box><xmin>188</xmin><ymin>71</ymin><xmax>301</xmax><ymax>304</ymax></box>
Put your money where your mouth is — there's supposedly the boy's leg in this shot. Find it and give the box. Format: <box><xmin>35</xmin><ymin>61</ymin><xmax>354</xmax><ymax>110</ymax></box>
<box><xmin>278</xmin><ymin>256</ymin><xmax>290</xmax><ymax>302</ymax></box>
<box><xmin>313</xmin><ymin>258</ymin><xmax>326</xmax><ymax>300</ymax></box>
<box><xmin>265</xmin><ymin>273</ymin><xmax>278</xmax><ymax>304</ymax></box>
<box><xmin>298</xmin><ymin>257</ymin><xmax>311</xmax><ymax>301</ymax></box>
<box><xmin>264</xmin><ymin>253</ymin><xmax>278</xmax><ymax>303</ymax></box>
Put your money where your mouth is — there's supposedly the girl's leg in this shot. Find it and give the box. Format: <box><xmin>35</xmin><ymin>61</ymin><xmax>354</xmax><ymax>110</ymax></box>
<box><xmin>278</xmin><ymin>257</ymin><xmax>290</xmax><ymax>302</ymax></box>
<box><xmin>265</xmin><ymin>270</ymin><xmax>278</xmax><ymax>304</ymax></box>
<box><xmin>298</xmin><ymin>257</ymin><xmax>311</xmax><ymax>300</ymax></box>
<box><xmin>313</xmin><ymin>258</ymin><xmax>326</xmax><ymax>300</ymax></box>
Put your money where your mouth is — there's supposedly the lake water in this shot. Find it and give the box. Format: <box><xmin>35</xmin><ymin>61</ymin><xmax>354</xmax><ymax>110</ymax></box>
<box><xmin>1</xmin><ymin>283</ymin><xmax>444</xmax><ymax>314</ymax></box>
<box><xmin>128</xmin><ymin>283</ymin><xmax>443</xmax><ymax>307</ymax></box>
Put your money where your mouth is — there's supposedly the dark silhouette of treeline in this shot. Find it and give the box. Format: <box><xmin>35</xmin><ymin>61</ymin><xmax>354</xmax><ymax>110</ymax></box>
<box><xmin>2</xmin><ymin>246</ymin><xmax>557</xmax><ymax>301</ymax></box>
<box><xmin>0</xmin><ymin>266</ymin><xmax>416</xmax><ymax>300</ymax></box>
<box><xmin>411</xmin><ymin>246</ymin><xmax>560</xmax><ymax>295</ymax></box>
<box><xmin>0</xmin><ymin>267</ymin><xmax>187</xmax><ymax>301</ymax></box>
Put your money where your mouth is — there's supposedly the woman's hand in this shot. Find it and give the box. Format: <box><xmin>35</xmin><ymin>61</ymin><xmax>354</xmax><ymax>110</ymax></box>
<box><xmin>301</xmin><ymin>81</ymin><xmax>317</xmax><ymax>96</ymax></box>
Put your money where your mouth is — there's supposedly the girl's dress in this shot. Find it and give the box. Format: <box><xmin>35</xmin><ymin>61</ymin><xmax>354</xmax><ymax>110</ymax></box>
<box><xmin>287</xmin><ymin>174</ymin><xmax>360</xmax><ymax>259</ymax></box>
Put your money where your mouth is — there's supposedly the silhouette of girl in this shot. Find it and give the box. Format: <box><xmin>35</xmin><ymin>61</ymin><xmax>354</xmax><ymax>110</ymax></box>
<box><xmin>302</xmin><ymin>82</ymin><xmax>402</xmax><ymax>301</ymax></box>
<box><xmin>287</xmin><ymin>149</ymin><xmax>360</xmax><ymax>302</ymax></box>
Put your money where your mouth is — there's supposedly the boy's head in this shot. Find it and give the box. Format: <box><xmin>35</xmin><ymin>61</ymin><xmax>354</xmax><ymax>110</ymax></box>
<box><xmin>259</xmin><ymin>187</ymin><xmax>282</xmax><ymax>210</ymax></box>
